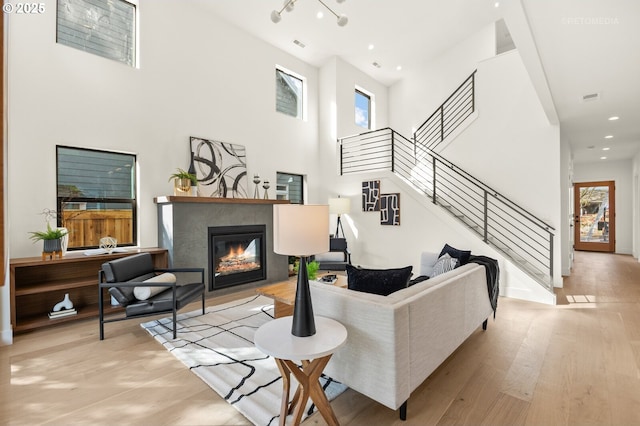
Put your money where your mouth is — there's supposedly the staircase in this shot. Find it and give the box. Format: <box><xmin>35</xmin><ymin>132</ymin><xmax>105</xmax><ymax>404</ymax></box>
<box><xmin>338</xmin><ymin>71</ymin><xmax>555</xmax><ymax>293</ymax></box>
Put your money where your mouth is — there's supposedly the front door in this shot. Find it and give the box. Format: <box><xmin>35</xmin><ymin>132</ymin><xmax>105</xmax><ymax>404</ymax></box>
<box><xmin>573</xmin><ymin>181</ymin><xmax>615</xmax><ymax>252</ymax></box>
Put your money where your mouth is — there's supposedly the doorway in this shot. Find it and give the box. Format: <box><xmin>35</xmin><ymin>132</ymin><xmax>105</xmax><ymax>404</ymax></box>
<box><xmin>573</xmin><ymin>181</ymin><xmax>615</xmax><ymax>252</ymax></box>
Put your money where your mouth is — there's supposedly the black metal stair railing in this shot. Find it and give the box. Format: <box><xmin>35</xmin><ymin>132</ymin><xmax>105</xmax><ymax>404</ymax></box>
<box><xmin>338</xmin><ymin>128</ymin><xmax>555</xmax><ymax>290</ymax></box>
<box><xmin>414</xmin><ymin>71</ymin><xmax>476</xmax><ymax>151</ymax></box>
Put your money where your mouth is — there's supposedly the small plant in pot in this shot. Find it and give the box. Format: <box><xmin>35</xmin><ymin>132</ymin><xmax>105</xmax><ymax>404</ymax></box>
<box><xmin>29</xmin><ymin>223</ymin><xmax>68</xmax><ymax>260</ymax></box>
<box><xmin>169</xmin><ymin>168</ymin><xmax>197</xmax><ymax>196</ymax></box>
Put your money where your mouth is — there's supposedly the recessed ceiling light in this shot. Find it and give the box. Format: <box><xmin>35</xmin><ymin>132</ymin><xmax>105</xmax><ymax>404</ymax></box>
<box><xmin>368</xmin><ymin>44</ymin><xmax>375</xmax><ymax>50</ymax></box>
<box><xmin>316</xmin><ymin>11</ymin><xmax>324</xmax><ymax>19</ymax></box>
<box><xmin>602</xmin><ymin>147</ymin><xmax>610</xmax><ymax>151</ymax></box>
<box><xmin>293</xmin><ymin>39</ymin><xmax>306</xmax><ymax>48</ymax></box>
<box><xmin>396</xmin><ymin>65</ymin><xmax>402</xmax><ymax>71</ymax></box>
<box><xmin>372</xmin><ymin>62</ymin><xmax>381</xmax><ymax>68</ymax></box>
<box><xmin>600</xmin><ymin>156</ymin><xmax>607</xmax><ymax>160</ymax></box>
<box><xmin>604</xmin><ymin>135</ymin><xmax>613</xmax><ymax>139</ymax></box>
<box><xmin>608</xmin><ymin>116</ymin><xmax>619</xmax><ymax>121</ymax></box>
<box><xmin>587</xmin><ymin>145</ymin><xmax>595</xmax><ymax>149</ymax></box>
<box><xmin>494</xmin><ymin>2</ymin><xmax>500</xmax><ymax>7</ymax></box>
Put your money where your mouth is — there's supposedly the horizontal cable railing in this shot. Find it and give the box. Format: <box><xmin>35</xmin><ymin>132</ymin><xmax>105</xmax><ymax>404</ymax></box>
<box><xmin>338</xmin><ymin>128</ymin><xmax>555</xmax><ymax>289</ymax></box>
<box><xmin>414</xmin><ymin>71</ymin><xmax>476</xmax><ymax>151</ymax></box>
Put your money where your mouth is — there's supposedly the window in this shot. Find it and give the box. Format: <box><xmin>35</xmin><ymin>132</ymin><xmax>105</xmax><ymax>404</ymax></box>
<box><xmin>57</xmin><ymin>0</ymin><xmax>137</xmax><ymax>67</ymax></box>
<box><xmin>355</xmin><ymin>88</ymin><xmax>372</xmax><ymax>129</ymax></box>
<box><xmin>56</xmin><ymin>146</ymin><xmax>137</xmax><ymax>250</ymax></box>
<box><xmin>276</xmin><ymin>172</ymin><xmax>304</xmax><ymax>204</ymax></box>
<box><xmin>276</xmin><ymin>67</ymin><xmax>305</xmax><ymax>119</ymax></box>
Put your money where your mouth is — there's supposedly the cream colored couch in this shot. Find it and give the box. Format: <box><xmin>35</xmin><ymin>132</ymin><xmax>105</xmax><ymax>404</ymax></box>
<box><xmin>309</xmin><ymin>260</ymin><xmax>493</xmax><ymax>420</ymax></box>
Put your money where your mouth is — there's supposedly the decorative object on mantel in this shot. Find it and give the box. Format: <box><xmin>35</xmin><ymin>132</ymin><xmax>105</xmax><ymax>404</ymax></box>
<box><xmin>169</xmin><ymin>168</ymin><xmax>197</xmax><ymax>196</ymax></box>
<box><xmin>273</xmin><ymin>204</ymin><xmax>329</xmax><ymax>337</ymax></box>
<box><xmin>262</xmin><ymin>180</ymin><xmax>270</xmax><ymax>199</ymax></box>
<box><xmin>362</xmin><ymin>180</ymin><xmax>381</xmax><ymax>211</ymax></box>
<box><xmin>29</xmin><ymin>222</ymin><xmax>68</xmax><ymax>260</ymax></box>
<box><xmin>188</xmin><ymin>151</ymin><xmax>199</xmax><ymax>196</ymax></box>
<box><xmin>99</xmin><ymin>236</ymin><xmax>118</xmax><ymax>254</ymax></box>
<box><xmin>380</xmin><ymin>193</ymin><xmax>401</xmax><ymax>225</ymax></box>
<box><xmin>253</xmin><ymin>174</ymin><xmax>261</xmax><ymax>198</ymax></box>
<box><xmin>190</xmin><ymin>136</ymin><xmax>249</xmax><ymax>198</ymax></box>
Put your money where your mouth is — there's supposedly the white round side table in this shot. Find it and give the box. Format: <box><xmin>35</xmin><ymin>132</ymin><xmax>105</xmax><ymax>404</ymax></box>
<box><xmin>254</xmin><ymin>316</ymin><xmax>347</xmax><ymax>426</ymax></box>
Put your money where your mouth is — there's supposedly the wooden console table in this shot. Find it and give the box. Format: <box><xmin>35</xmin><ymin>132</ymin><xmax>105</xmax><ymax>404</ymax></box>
<box><xmin>10</xmin><ymin>248</ymin><xmax>167</xmax><ymax>333</ymax></box>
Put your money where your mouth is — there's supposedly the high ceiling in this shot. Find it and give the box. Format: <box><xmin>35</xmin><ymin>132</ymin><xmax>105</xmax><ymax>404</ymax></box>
<box><xmin>194</xmin><ymin>0</ymin><xmax>640</xmax><ymax>164</ymax></box>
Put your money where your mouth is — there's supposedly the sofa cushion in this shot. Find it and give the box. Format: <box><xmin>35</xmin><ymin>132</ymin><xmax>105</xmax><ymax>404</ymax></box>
<box><xmin>439</xmin><ymin>243</ymin><xmax>471</xmax><ymax>265</ymax></box>
<box><xmin>346</xmin><ymin>264</ymin><xmax>413</xmax><ymax>296</ymax></box>
<box><xmin>430</xmin><ymin>253</ymin><xmax>458</xmax><ymax>278</ymax></box>
<box><xmin>133</xmin><ymin>273</ymin><xmax>176</xmax><ymax>300</ymax></box>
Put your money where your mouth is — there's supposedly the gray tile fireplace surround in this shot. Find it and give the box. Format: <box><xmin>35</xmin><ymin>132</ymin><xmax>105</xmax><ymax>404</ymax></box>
<box><xmin>155</xmin><ymin>196</ymin><xmax>289</xmax><ymax>295</ymax></box>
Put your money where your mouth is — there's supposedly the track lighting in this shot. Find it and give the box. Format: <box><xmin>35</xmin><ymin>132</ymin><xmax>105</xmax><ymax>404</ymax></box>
<box><xmin>271</xmin><ymin>0</ymin><xmax>348</xmax><ymax>27</ymax></box>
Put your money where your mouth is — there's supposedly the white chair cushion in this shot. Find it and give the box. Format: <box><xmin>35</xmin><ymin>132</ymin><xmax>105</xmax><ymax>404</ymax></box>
<box><xmin>133</xmin><ymin>273</ymin><xmax>176</xmax><ymax>300</ymax></box>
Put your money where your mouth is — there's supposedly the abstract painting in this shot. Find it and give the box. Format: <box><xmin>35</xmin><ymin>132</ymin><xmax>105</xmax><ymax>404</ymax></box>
<box><xmin>190</xmin><ymin>137</ymin><xmax>248</xmax><ymax>198</ymax></box>
<box><xmin>380</xmin><ymin>193</ymin><xmax>400</xmax><ymax>225</ymax></box>
<box><xmin>362</xmin><ymin>180</ymin><xmax>380</xmax><ymax>211</ymax></box>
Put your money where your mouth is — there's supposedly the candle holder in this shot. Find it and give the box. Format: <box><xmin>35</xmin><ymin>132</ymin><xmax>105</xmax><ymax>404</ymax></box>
<box><xmin>253</xmin><ymin>175</ymin><xmax>261</xmax><ymax>199</ymax></box>
<box><xmin>263</xmin><ymin>180</ymin><xmax>271</xmax><ymax>199</ymax></box>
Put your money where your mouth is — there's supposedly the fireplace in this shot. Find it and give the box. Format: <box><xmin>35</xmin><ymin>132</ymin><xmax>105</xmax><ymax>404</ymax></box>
<box><xmin>208</xmin><ymin>225</ymin><xmax>267</xmax><ymax>290</ymax></box>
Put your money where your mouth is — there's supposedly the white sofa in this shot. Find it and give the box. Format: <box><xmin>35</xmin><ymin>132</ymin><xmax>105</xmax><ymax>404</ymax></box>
<box><xmin>309</xmin><ymin>257</ymin><xmax>494</xmax><ymax>420</ymax></box>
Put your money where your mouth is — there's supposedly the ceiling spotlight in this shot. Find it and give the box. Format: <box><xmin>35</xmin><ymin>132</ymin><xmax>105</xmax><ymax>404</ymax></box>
<box><xmin>602</xmin><ymin>147</ymin><xmax>610</xmax><ymax>151</ymax></box>
<box><xmin>316</xmin><ymin>11</ymin><xmax>324</xmax><ymax>19</ymax></box>
<box><xmin>270</xmin><ymin>9</ymin><xmax>282</xmax><ymax>23</ymax></box>
<box><xmin>396</xmin><ymin>65</ymin><xmax>402</xmax><ymax>71</ymax></box>
<box><xmin>368</xmin><ymin>44</ymin><xmax>375</xmax><ymax>50</ymax></box>
<box><xmin>608</xmin><ymin>116</ymin><xmax>619</xmax><ymax>121</ymax></box>
<box><xmin>271</xmin><ymin>0</ymin><xmax>348</xmax><ymax>26</ymax></box>
<box><xmin>605</xmin><ymin>135</ymin><xmax>613</xmax><ymax>139</ymax></box>
<box><xmin>600</xmin><ymin>156</ymin><xmax>607</xmax><ymax>160</ymax></box>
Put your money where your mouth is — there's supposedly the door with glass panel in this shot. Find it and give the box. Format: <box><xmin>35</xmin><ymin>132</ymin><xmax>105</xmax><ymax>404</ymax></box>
<box><xmin>573</xmin><ymin>181</ymin><xmax>615</xmax><ymax>252</ymax></box>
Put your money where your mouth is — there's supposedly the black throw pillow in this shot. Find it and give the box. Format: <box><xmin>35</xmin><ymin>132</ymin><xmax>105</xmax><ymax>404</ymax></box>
<box><xmin>439</xmin><ymin>243</ymin><xmax>471</xmax><ymax>265</ymax></box>
<box><xmin>346</xmin><ymin>264</ymin><xmax>413</xmax><ymax>296</ymax></box>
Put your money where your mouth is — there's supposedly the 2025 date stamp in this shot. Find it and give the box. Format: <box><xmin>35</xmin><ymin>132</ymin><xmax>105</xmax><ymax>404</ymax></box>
<box><xmin>2</xmin><ymin>3</ymin><xmax>46</xmax><ymax>14</ymax></box>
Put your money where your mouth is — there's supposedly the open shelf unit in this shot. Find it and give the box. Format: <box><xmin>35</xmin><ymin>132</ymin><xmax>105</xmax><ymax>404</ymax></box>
<box><xmin>10</xmin><ymin>248</ymin><xmax>168</xmax><ymax>333</ymax></box>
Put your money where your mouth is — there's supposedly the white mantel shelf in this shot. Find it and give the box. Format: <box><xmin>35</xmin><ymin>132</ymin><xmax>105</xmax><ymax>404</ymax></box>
<box><xmin>154</xmin><ymin>196</ymin><xmax>289</xmax><ymax>205</ymax></box>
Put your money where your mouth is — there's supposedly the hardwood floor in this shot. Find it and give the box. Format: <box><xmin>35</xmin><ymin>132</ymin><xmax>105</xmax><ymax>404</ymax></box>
<box><xmin>2</xmin><ymin>251</ymin><xmax>639</xmax><ymax>425</ymax></box>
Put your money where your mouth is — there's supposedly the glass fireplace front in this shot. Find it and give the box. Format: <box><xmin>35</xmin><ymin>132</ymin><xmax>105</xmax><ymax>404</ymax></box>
<box><xmin>208</xmin><ymin>225</ymin><xmax>266</xmax><ymax>290</ymax></box>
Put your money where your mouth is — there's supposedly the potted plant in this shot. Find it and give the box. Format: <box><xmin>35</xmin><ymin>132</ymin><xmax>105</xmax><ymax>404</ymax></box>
<box><xmin>29</xmin><ymin>223</ymin><xmax>68</xmax><ymax>259</ymax></box>
<box><xmin>169</xmin><ymin>168</ymin><xmax>197</xmax><ymax>196</ymax></box>
<box><xmin>293</xmin><ymin>259</ymin><xmax>320</xmax><ymax>280</ymax></box>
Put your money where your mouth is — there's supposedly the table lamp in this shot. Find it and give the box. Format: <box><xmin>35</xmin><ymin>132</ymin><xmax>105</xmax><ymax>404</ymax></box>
<box><xmin>273</xmin><ymin>204</ymin><xmax>329</xmax><ymax>337</ymax></box>
<box><xmin>328</xmin><ymin>196</ymin><xmax>351</xmax><ymax>238</ymax></box>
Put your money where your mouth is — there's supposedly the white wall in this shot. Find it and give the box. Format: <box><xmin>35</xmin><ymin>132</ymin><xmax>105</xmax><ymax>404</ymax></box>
<box><xmin>573</xmin><ymin>159</ymin><xmax>633</xmax><ymax>255</ymax></box>
<box><xmin>2</xmin><ymin>0</ymin><xmax>322</xmax><ymax>343</ymax></box>
<box><xmin>389</xmin><ymin>23</ymin><xmax>495</xmax><ymax>138</ymax></box>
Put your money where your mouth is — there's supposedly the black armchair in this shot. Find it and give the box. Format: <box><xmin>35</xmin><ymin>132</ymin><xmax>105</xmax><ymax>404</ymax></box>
<box><xmin>314</xmin><ymin>237</ymin><xmax>351</xmax><ymax>271</ymax></box>
<box><xmin>98</xmin><ymin>253</ymin><xmax>205</xmax><ymax>340</ymax></box>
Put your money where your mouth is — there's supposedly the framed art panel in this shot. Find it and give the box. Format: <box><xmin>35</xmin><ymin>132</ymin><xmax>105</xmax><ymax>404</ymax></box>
<box><xmin>380</xmin><ymin>193</ymin><xmax>400</xmax><ymax>225</ymax></box>
<box><xmin>362</xmin><ymin>180</ymin><xmax>380</xmax><ymax>211</ymax></box>
<box><xmin>190</xmin><ymin>137</ymin><xmax>248</xmax><ymax>198</ymax></box>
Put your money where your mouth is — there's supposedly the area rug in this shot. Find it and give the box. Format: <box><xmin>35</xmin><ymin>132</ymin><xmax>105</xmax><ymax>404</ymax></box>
<box><xmin>141</xmin><ymin>295</ymin><xmax>346</xmax><ymax>426</ymax></box>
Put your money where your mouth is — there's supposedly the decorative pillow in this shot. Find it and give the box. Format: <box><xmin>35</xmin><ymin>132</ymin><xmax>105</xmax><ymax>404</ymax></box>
<box><xmin>439</xmin><ymin>243</ymin><xmax>471</xmax><ymax>265</ymax></box>
<box><xmin>346</xmin><ymin>264</ymin><xmax>413</xmax><ymax>296</ymax></box>
<box><xmin>419</xmin><ymin>251</ymin><xmax>440</xmax><ymax>276</ymax></box>
<box><xmin>133</xmin><ymin>273</ymin><xmax>176</xmax><ymax>301</ymax></box>
<box><xmin>430</xmin><ymin>253</ymin><xmax>458</xmax><ymax>278</ymax></box>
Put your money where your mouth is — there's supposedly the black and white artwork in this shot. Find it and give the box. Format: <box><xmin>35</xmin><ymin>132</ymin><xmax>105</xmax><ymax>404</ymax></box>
<box><xmin>380</xmin><ymin>193</ymin><xmax>400</xmax><ymax>225</ymax></box>
<box><xmin>362</xmin><ymin>180</ymin><xmax>381</xmax><ymax>211</ymax></box>
<box><xmin>190</xmin><ymin>137</ymin><xmax>248</xmax><ymax>198</ymax></box>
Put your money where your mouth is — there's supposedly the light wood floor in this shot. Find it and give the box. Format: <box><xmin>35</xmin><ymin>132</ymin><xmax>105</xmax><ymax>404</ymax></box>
<box><xmin>2</xmin><ymin>251</ymin><xmax>639</xmax><ymax>425</ymax></box>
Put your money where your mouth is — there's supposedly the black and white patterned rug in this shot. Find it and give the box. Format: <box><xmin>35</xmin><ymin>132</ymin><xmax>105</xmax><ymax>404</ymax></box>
<box><xmin>141</xmin><ymin>295</ymin><xmax>346</xmax><ymax>426</ymax></box>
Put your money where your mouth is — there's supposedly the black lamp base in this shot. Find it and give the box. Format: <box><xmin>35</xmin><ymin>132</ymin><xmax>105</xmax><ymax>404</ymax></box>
<box><xmin>291</xmin><ymin>256</ymin><xmax>316</xmax><ymax>337</ymax></box>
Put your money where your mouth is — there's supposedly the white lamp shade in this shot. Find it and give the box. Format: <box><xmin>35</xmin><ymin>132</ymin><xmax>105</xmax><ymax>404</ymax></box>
<box><xmin>328</xmin><ymin>197</ymin><xmax>351</xmax><ymax>215</ymax></box>
<box><xmin>273</xmin><ymin>204</ymin><xmax>329</xmax><ymax>256</ymax></box>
